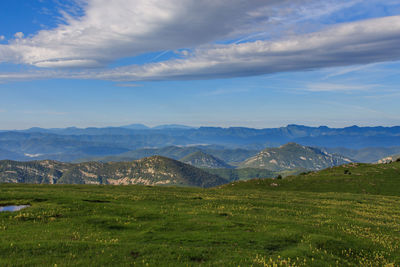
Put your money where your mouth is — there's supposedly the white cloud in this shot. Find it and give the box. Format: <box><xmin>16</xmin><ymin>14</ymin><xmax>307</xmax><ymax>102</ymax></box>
<box><xmin>0</xmin><ymin>0</ymin><xmax>283</xmax><ymax>67</ymax></box>
<box><xmin>1</xmin><ymin>15</ymin><xmax>400</xmax><ymax>83</ymax></box>
<box><xmin>87</xmin><ymin>15</ymin><xmax>400</xmax><ymax>81</ymax></box>
<box><xmin>0</xmin><ymin>0</ymin><xmax>366</xmax><ymax>69</ymax></box>
<box><xmin>304</xmin><ymin>83</ymin><xmax>379</xmax><ymax>92</ymax></box>
<box><xmin>14</xmin><ymin>32</ymin><xmax>24</xmax><ymax>39</ymax></box>
<box><xmin>0</xmin><ymin>1</ymin><xmax>399</xmax><ymax>83</ymax></box>
<box><xmin>0</xmin><ymin>35</ymin><xmax>4</xmax><ymax>41</ymax></box>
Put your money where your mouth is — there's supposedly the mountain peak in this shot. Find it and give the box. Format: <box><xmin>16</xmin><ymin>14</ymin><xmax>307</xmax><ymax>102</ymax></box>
<box><xmin>241</xmin><ymin>143</ymin><xmax>353</xmax><ymax>171</ymax></box>
<box><xmin>153</xmin><ymin>124</ymin><xmax>196</xmax><ymax>130</ymax></box>
<box><xmin>279</xmin><ymin>142</ymin><xmax>303</xmax><ymax>148</ymax></box>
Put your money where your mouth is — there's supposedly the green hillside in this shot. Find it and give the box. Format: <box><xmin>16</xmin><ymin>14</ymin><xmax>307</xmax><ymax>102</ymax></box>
<box><xmin>0</xmin><ymin>156</ymin><xmax>228</xmax><ymax>188</ymax></box>
<box><xmin>0</xmin><ymin>162</ymin><xmax>399</xmax><ymax>266</ymax></box>
<box><xmin>202</xmin><ymin>167</ymin><xmax>277</xmax><ymax>181</ymax></box>
<box><xmin>229</xmin><ymin>161</ymin><xmax>400</xmax><ymax>196</ymax></box>
<box><xmin>240</xmin><ymin>142</ymin><xmax>353</xmax><ymax>171</ymax></box>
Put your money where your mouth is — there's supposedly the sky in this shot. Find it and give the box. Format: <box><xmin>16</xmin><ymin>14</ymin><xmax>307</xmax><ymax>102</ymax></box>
<box><xmin>0</xmin><ymin>0</ymin><xmax>400</xmax><ymax>130</ymax></box>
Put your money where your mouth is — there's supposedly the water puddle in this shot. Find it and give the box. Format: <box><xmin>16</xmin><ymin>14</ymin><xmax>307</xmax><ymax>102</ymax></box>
<box><xmin>0</xmin><ymin>205</ymin><xmax>30</xmax><ymax>212</ymax></box>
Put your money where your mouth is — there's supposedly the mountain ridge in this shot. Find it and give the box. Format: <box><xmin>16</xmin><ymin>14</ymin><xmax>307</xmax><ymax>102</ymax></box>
<box><xmin>0</xmin><ymin>156</ymin><xmax>228</xmax><ymax>188</ymax></box>
<box><xmin>239</xmin><ymin>142</ymin><xmax>353</xmax><ymax>171</ymax></box>
<box><xmin>1</xmin><ymin>124</ymin><xmax>399</xmax><ymax>163</ymax></box>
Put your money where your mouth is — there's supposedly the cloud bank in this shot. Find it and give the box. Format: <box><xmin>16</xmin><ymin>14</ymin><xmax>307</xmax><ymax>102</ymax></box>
<box><xmin>97</xmin><ymin>15</ymin><xmax>400</xmax><ymax>81</ymax></box>
<box><xmin>0</xmin><ymin>0</ymin><xmax>283</xmax><ymax>67</ymax></box>
<box><xmin>0</xmin><ymin>0</ymin><xmax>399</xmax><ymax>82</ymax></box>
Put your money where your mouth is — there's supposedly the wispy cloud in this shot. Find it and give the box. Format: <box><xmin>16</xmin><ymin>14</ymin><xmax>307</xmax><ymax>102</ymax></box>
<box><xmin>0</xmin><ymin>0</ymin><xmax>369</xmax><ymax>69</ymax></box>
<box><xmin>21</xmin><ymin>110</ymin><xmax>68</xmax><ymax>116</ymax></box>
<box><xmin>203</xmin><ymin>87</ymin><xmax>250</xmax><ymax>96</ymax></box>
<box><xmin>1</xmin><ymin>2</ymin><xmax>400</xmax><ymax>83</ymax></box>
<box><xmin>114</xmin><ymin>83</ymin><xmax>143</xmax><ymax>87</ymax></box>
<box><xmin>0</xmin><ymin>0</ymin><xmax>283</xmax><ymax>68</ymax></box>
<box><xmin>304</xmin><ymin>83</ymin><xmax>379</xmax><ymax>92</ymax></box>
<box><xmin>87</xmin><ymin>15</ymin><xmax>400</xmax><ymax>82</ymax></box>
<box><xmin>321</xmin><ymin>64</ymin><xmax>381</xmax><ymax>79</ymax></box>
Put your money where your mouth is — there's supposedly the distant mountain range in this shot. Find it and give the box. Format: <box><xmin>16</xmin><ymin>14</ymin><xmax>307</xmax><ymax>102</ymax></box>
<box><xmin>0</xmin><ymin>156</ymin><xmax>227</xmax><ymax>188</ymax></box>
<box><xmin>121</xmin><ymin>124</ymin><xmax>197</xmax><ymax>130</ymax></box>
<box><xmin>0</xmin><ymin>124</ymin><xmax>399</xmax><ymax>163</ymax></box>
<box><xmin>79</xmin><ymin>146</ymin><xmax>259</xmax><ymax>166</ymax></box>
<box><xmin>239</xmin><ymin>143</ymin><xmax>353</xmax><ymax>171</ymax></box>
<box><xmin>323</xmin><ymin>146</ymin><xmax>400</xmax><ymax>163</ymax></box>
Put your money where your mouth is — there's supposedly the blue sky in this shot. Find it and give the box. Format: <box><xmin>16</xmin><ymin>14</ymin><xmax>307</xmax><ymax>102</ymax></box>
<box><xmin>0</xmin><ymin>0</ymin><xmax>400</xmax><ymax>129</ymax></box>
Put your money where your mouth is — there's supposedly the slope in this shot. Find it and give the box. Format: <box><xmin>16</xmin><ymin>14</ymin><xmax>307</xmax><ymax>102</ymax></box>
<box><xmin>0</xmin><ymin>156</ymin><xmax>228</xmax><ymax>188</ymax></box>
<box><xmin>239</xmin><ymin>142</ymin><xmax>353</xmax><ymax>171</ymax></box>
<box><xmin>229</xmin><ymin>161</ymin><xmax>400</xmax><ymax>196</ymax></box>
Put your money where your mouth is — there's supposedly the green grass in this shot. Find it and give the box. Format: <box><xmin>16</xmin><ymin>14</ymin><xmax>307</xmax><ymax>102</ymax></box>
<box><xmin>1</xmin><ymin>162</ymin><xmax>400</xmax><ymax>266</ymax></box>
<box><xmin>202</xmin><ymin>167</ymin><xmax>277</xmax><ymax>181</ymax></box>
<box><xmin>230</xmin><ymin>162</ymin><xmax>400</xmax><ymax>196</ymax></box>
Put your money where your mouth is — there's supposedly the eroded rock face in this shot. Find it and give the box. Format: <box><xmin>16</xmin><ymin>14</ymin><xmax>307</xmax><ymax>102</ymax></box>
<box><xmin>0</xmin><ymin>156</ymin><xmax>228</xmax><ymax>188</ymax></box>
<box><xmin>377</xmin><ymin>155</ymin><xmax>400</xmax><ymax>164</ymax></box>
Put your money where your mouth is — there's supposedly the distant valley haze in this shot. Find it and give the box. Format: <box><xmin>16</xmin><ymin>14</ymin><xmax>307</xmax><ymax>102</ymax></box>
<box><xmin>0</xmin><ymin>0</ymin><xmax>400</xmax><ymax>130</ymax></box>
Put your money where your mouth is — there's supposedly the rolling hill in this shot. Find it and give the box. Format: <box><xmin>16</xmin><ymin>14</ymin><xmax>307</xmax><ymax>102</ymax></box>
<box><xmin>1</xmin><ymin>160</ymin><xmax>399</xmax><ymax>266</ymax></box>
<box><xmin>0</xmin><ymin>156</ymin><xmax>228</xmax><ymax>188</ymax></box>
<box><xmin>239</xmin><ymin>142</ymin><xmax>353</xmax><ymax>171</ymax></box>
<box><xmin>202</xmin><ymin>167</ymin><xmax>277</xmax><ymax>181</ymax></box>
<box><xmin>228</xmin><ymin>161</ymin><xmax>400</xmax><ymax>196</ymax></box>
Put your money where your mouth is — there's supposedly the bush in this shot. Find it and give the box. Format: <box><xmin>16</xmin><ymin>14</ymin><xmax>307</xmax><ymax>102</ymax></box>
<box><xmin>276</xmin><ymin>175</ymin><xmax>282</xmax><ymax>180</ymax></box>
<box><xmin>344</xmin><ymin>169</ymin><xmax>351</xmax><ymax>175</ymax></box>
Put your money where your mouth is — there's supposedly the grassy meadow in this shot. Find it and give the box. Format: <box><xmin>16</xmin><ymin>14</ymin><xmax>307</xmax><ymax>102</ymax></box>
<box><xmin>1</xmin><ymin>162</ymin><xmax>400</xmax><ymax>266</ymax></box>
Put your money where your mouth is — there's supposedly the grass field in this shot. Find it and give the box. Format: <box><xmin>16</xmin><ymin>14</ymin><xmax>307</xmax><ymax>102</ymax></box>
<box><xmin>1</xmin><ymin>162</ymin><xmax>400</xmax><ymax>266</ymax></box>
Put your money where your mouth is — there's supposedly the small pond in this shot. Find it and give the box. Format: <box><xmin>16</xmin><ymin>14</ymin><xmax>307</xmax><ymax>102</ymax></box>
<box><xmin>0</xmin><ymin>205</ymin><xmax>30</xmax><ymax>212</ymax></box>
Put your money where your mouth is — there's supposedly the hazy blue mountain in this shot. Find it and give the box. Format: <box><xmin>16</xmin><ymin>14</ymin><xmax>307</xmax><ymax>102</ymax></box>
<box><xmin>180</xmin><ymin>151</ymin><xmax>232</xmax><ymax>169</ymax></box>
<box><xmin>0</xmin><ymin>124</ymin><xmax>399</xmax><ymax>162</ymax></box>
<box><xmin>121</xmin><ymin>124</ymin><xmax>150</xmax><ymax>130</ymax></box>
<box><xmin>76</xmin><ymin>146</ymin><xmax>259</xmax><ymax>165</ymax></box>
<box><xmin>0</xmin><ymin>148</ymin><xmax>28</xmax><ymax>161</ymax></box>
<box><xmin>152</xmin><ymin>124</ymin><xmax>197</xmax><ymax>129</ymax></box>
<box><xmin>324</xmin><ymin>146</ymin><xmax>400</xmax><ymax>163</ymax></box>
